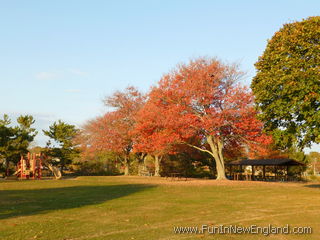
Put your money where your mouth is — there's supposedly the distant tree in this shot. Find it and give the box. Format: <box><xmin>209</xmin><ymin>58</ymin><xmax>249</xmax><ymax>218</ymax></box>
<box><xmin>308</xmin><ymin>152</ymin><xmax>320</xmax><ymax>175</ymax></box>
<box><xmin>81</xmin><ymin>86</ymin><xmax>145</xmax><ymax>175</ymax></box>
<box><xmin>13</xmin><ymin>115</ymin><xmax>38</xmax><ymax>158</ymax></box>
<box><xmin>0</xmin><ymin>115</ymin><xmax>14</xmax><ymax>174</ymax></box>
<box><xmin>138</xmin><ymin>58</ymin><xmax>271</xmax><ymax>180</ymax></box>
<box><xmin>83</xmin><ymin>112</ymin><xmax>132</xmax><ymax>175</ymax></box>
<box><xmin>0</xmin><ymin>114</ymin><xmax>37</xmax><ymax>175</ymax></box>
<box><xmin>43</xmin><ymin>120</ymin><xmax>80</xmax><ymax>175</ymax></box>
<box><xmin>251</xmin><ymin>16</ymin><xmax>320</xmax><ymax>149</ymax></box>
<box><xmin>29</xmin><ymin>146</ymin><xmax>44</xmax><ymax>154</ymax></box>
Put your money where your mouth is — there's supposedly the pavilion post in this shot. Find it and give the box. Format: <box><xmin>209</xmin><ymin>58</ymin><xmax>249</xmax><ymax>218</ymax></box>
<box><xmin>299</xmin><ymin>168</ymin><xmax>302</xmax><ymax>181</ymax></box>
<box><xmin>263</xmin><ymin>165</ymin><xmax>266</xmax><ymax>181</ymax></box>
<box><xmin>251</xmin><ymin>165</ymin><xmax>255</xmax><ymax>181</ymax></box>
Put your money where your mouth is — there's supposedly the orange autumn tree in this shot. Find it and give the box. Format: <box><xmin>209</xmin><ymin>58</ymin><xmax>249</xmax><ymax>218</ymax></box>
<box><xmin>133</xmin><ymin>95</ymin><xmax>177</xmax><ymax>176</ymax></box>
<box><xmin>143</xmin><ymin>57</ymin><xmax>272</xmax><ymax>180</ymax></box>
<box><xmin>82</xmin><ymin>86</ymin><xmax>145</xmax><ymax>175</ymax></box>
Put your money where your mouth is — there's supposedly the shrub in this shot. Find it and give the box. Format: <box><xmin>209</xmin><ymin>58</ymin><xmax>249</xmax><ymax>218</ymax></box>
<box><xmin>71</xmin><ymin>161</ymin><xmax>120</xmax><ymax>176</ymax></box>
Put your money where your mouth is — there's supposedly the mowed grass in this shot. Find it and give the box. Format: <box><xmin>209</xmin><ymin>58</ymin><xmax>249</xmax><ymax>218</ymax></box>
<box><xmin>0</xmin><ymin>176</ymin><xmax>319</xmax><ymax>240</ymax></box>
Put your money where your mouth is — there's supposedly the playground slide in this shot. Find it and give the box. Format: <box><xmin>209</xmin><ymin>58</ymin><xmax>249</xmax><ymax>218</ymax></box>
<box><xmin>13</xmin><ymin>169</ymin><xmax>21</xmax><ymax>176</ymax></box>
<box><xmin>47</xmin><ymin>164</ymin><xmax>62</xmax><ymax>179</ymax></box>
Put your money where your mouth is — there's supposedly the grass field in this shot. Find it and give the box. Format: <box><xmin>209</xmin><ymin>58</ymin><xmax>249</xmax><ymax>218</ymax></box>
<box><xmin>0</xmin><ymin>176</ymin><xmax>319</xmax><ymax>240</ymax></box>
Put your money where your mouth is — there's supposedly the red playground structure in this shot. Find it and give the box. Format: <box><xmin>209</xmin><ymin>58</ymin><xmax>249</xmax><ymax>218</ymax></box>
<box><xmin>14</xmin><ymin>153</ymin><xmax>42</xmax><ymax>180</ymax></box>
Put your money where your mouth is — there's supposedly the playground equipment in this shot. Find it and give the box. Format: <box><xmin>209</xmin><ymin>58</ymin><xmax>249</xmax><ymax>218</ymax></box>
<box><xmin>6</xmin><ymin>153</ymin><xmax>62</xmax><ymax>180</ymax></box>
<box><xmin>13</xmin><ymin>153</ymin><xmax>42</xmax><ymax>180</ymax></box>
<box><xmin>46</xmin><ymin>159</ymin><xmax>62</xmax><ymax>179</ymax></box>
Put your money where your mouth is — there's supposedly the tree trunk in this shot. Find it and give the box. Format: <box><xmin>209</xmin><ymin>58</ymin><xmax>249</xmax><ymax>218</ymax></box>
<box><xmin>207</xmin><ymin>135</ymin><xmax>227</xmax><ymax>180</ymax></box>
<box><xmin>154</xmin><ymin>155</ymin><xmax>162</xmax><ymax>177</ymax></box>
<box><xmin>124</xmin><ymin>164</ymin><xmax>129</xmax><ymax>176</ymax></box>
<box><xmin>138</xmin><ymin>160</ymin><xmax>144</xmax><ymax>176</ymax></box>
<box><xmin>123</xmin><ymin>156</ymin><xmax>130</xmax><ymax>176</ymax></box>
<box><xmin>137</xmin><ymin>153</ymin><xmax>147</xmax><ymax>176</ymax></box>
<box><xmin>5</xmin><ymin>159</ymin><xmax>9</xmax><ymax>177</ymax></box>
<box><xmin>60</xmin><ymin>164</ymin><xmax>64</xmax><ymax>175</ymax></box>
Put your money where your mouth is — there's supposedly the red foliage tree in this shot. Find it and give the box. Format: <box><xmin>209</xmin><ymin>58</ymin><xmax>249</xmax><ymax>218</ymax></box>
<box><xmin>81</xmin><ymin>87</ymin><xmax>145</xmax><ymax>175</ymax></box>
<box><xmin>141</xmin><ymin>57</ymin><xmax>272</xmax><ymax>180</ymax></box>
<box><xmin>133</xmin><ymin>95</ymin><xmax>177</xmax><ymax>176</ymax></box>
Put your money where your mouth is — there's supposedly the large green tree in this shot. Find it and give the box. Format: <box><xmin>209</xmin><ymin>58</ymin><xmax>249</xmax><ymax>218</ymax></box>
<box><xmin>43</xmin><ymin>120</ymin><xmax>80</xmax><ymax>174</ymax></box>
<box><xmin>251</xmin><ymin>16</ymin><xmax>320</xmax><ymax>149</ymax></box>
<box><xmin>0</xmin><ymin>114</ymin><xmax>37</xmax><ymax>175</ymax></box>
<box><xmin>0</xmin><ymin>115</ymin><xmax>14</xmax><ymax>174</ymax></box>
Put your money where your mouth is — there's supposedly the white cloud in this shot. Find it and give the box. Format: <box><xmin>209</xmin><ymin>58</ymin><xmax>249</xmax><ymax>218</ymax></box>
<box><xmin>35</xmin><ymin>68</ymin><xmax>87</xmax><ymax>81</ymax></box>
<box><xmin>35</xmin><ymin>71</ymin><xmax>57</xmax><ymax>80</ymax></box>
<box><xmin>69</xmin><ymin>68</ymin><xmax>87</xmax><ymax>76</ymax></box>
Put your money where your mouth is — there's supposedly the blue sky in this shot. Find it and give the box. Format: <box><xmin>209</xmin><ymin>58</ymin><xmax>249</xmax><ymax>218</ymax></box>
<box><xmin>0</xmin><ymin>0</ymin><xmax>319</xmax><ymax>152</ymax></box>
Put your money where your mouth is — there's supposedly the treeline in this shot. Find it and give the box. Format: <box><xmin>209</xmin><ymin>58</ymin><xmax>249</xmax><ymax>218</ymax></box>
<box><xmin>0</xmin><ymin>57</ymin><xmax>317</xmax><ymax>179</ymax></box>
<box><xmin>78</xmin><ymin>58</ymin><xmax>273</xmax><ymax>179</ymax></box>
<box><xmin>0</xmin><ymin>115</ymin><xmax>37</xmax><ymax>175</ymax></box>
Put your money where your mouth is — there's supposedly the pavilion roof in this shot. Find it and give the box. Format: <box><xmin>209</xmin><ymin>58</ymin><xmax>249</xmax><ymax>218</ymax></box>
<box><xmin>226</xmin><ymin>158</ymin><xmax>305</xmax><ymax>166</ymax></box>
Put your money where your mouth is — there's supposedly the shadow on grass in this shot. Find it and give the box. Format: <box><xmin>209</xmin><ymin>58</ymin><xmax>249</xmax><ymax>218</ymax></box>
<box><xmin>0</xmin><ymin>184</ymin><xmax>155</xmax><ymax>220</ymax></box>
<box><xmin>304</xmin><ymin>184</ymin><xmax>320</xmax><ymax>188</ymax></box>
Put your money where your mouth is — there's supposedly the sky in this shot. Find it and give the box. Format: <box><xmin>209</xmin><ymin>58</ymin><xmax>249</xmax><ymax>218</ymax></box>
<box><xmin>0</xmin><ymin>0</ymin><xmax>319</xmax><ymax>152</ymax></box>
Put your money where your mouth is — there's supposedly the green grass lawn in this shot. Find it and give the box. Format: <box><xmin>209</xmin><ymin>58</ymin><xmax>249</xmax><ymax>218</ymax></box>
<box><xmin>0</xmin><ymin>176</ymin><xmax>319</xmax><ymax>240</ymax></box>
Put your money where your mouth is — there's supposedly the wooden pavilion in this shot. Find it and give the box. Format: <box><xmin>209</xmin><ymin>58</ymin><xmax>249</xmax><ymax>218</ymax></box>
<box><xmin>226</xmin><ymin>158</ymin><xmax>305</xmax><ymax>181</ymax></box>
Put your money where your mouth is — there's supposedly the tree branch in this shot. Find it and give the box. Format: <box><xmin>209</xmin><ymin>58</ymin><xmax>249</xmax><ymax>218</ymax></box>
<box><xmin>185</xmin><ymin>143</ymin><xmax>214</xmax><ymax>157</ymax></box>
